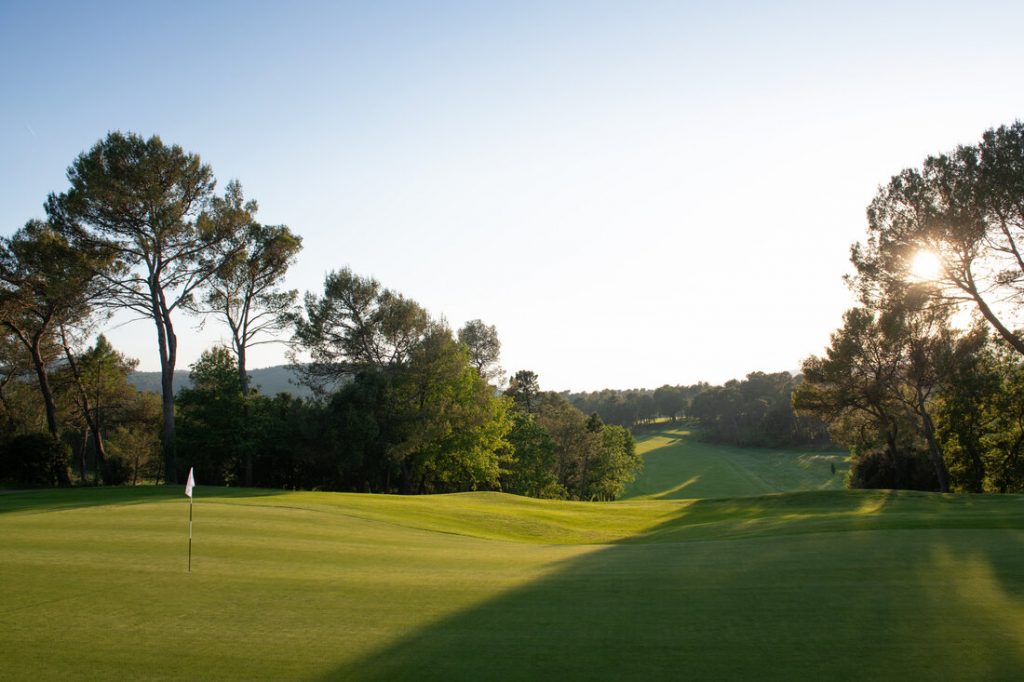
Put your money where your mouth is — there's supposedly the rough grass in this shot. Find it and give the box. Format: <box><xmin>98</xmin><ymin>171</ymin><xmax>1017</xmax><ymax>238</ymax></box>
<box><xmin>623</xmin><ymin>424</ymin><xmax>849</xmax><ymax>499</ymax></box>
<box><xmin>3</xmin><ymin>485</ymin><xmax>1024</xmax><ymax>680</ymax></box>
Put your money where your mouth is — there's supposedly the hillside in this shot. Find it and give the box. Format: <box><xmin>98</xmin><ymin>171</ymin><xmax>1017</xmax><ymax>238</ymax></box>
<box><xmin>2</xmin><ymin>486</ymin><xmax>1023</xmax><ymax>680</ymax></box>
<box><xmin>128</xmin><ymin>364</ymin><xmax>313</xmax><ymax>398</ymax></box>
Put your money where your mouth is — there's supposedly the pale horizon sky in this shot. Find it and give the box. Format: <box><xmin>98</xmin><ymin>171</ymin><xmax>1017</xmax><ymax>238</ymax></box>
<box><xmin>3</xmin><ymin>1</ymin><xmax>1023</xmax><ymax>392</ymax></box>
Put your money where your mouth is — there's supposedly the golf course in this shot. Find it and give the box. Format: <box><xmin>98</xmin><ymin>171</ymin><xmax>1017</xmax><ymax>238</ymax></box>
<box><xmin>6</xmin><ymin>4</ymin><xmax>1024</xmax><ymax>679</ymax></box>
<box><xmin>2</xmin><ymin>425</ymin><xmax>1022</xmax><ymax>680</ymax></box>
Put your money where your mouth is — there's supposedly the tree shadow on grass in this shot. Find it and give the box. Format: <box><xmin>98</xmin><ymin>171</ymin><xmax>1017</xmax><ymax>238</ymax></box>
<box><xmin>0</xmin><ymin>485</ymin><xmax>288</xmax><ymax>515</ymax></box>
<box><xmin>318</xmin><ymin>493</ymin><xmax>1024</xmax><ymax>681</ymax></box>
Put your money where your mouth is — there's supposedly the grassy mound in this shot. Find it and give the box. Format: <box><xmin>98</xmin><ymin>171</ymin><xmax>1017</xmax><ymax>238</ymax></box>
<box><xmin>2</xmin><ymin>486</ymin><xmax>1024</xmax><ymax>680</ymax></box>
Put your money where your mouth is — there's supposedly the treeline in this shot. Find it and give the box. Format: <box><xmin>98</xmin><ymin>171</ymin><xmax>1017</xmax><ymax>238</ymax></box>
<box><xmin>795</xmin><ymin>121</ymin><xmax>1024</xmax><ymax>494</ymax></box>
<box><xmin>0</xmin><ymin>131</ymin><xmax>641</xmax><ymax>500</ymax></box>
<box><xmin>173</xmin><ymin>293</ymin><xmax>640</xmax><ymax>499</ymax></box>
<box><xmin>688</xmin><ymin>372</ymin><xmax>831</xmax><ymax>447</ymax></box>
<box><xmin>568</xmin><ymin>374</ymin><xmax>831</xmax><ymax>449</ymax></box>
<box><xmin>0</xmin><ymin>336</ymin><xmax>163</xmax><ymax>487</ymax></box>
<box><xmin>568</xmin><ymin>384</ymin><xmax>703</xmax><ymax>428</ymax></box>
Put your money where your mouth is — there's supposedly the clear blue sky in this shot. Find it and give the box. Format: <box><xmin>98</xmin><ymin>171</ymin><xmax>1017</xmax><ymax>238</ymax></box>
<box><xmin>3</xmin><ymin>1</ymin><xmax>1023</xmax><ymax>390</ymax></box>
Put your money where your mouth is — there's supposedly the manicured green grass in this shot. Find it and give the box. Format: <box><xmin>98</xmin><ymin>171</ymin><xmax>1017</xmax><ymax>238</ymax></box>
<box><xmin>623</xmin><ymin>424</ymin><xmax>849</xmax><ymax>499</ymax></box>
<box><xmin>2</xmin><ymin>485</ymin><xmax>1024</xmax><ymax>680</ymax></box>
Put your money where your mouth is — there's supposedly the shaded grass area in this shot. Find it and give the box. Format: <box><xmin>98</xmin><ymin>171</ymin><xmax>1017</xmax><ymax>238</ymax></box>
<box><xmin>623</xmin><ymin>425</ymin><xmax>849</xmax><ymax>500</ymax></box>
<box><xmin>2</xmin><ymin>488</ymin><xmax>1023</xmax><ymax>680</ymax></box>
<box><xmin>0</xmin><ymin>485</ymin><xmax>287</xmax><ymax>515</ymax></box>
<box><xmin>326</xmin><ymin>529</ymin><xmax>1024</xmax><ymax>681</ymax></box>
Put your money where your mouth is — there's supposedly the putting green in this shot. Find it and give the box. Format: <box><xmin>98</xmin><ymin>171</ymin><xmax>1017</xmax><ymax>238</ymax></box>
<box><xmin>2</xmin><ymin>486</ymin><xmax>1023</xmax><ymax>680</ymax></box>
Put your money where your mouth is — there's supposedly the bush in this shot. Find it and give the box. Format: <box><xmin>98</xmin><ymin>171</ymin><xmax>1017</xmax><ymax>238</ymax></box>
<box><xmin>847</xmin><ymin>448</ymin><xmax>939</xmax><ymax>491</ymax></box>
<box><xmin>106</xmin><ymin>425</ymin><xmax>163</xmax><ymax>485</ymax></box>
<box><xmin>0</xmin><ymin>433</ymin><xmax>70</xmax><ymax>487</ymax></box>
<box><xmin>101</xmin><ymin>454</ymin><xmax>133</xmax><ymax>486</ymax></box>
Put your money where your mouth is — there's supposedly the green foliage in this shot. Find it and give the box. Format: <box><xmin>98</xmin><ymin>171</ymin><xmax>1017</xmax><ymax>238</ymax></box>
<box><xmin>500</xmin><ymin>411</ymin><xmax>561</xmax><ymax>498</ymax></box>
<box><xmin>193</xmin><ymin>193</ymin><xmax>302</xmax><ymax>394</ymax></box>
<box><xmin>535</xmin><ymin>392</ymin><xmax>592</xmax><ymax>492</ymax></box>
<box><xmin>0</xmin><ymin>433</ymin><xmax>69</xmax><ymax>487</ymax></box>
<box><xmin>814</xmin><ymin>120</ymin><xmax>1024</xmax><ymax>494</ymax></box>
<box><xmin>570</xmin><ymin>387</ymin><xmax>654</xmax><ymax>427</ymax></box>
<box><xmin>846</xmin><ymin>448</ymin><xmax>939</xmax><ymax>491</ymax></box>
<box><xmin>580</xmin><ymin>424</ymin><xmax>640</xmax><ymax>501</ymax></box>
<box><xmin>457</xmin><ymin>319</ymin><xmax>502</xmax><ymax>383</ymax></box>
<box><xmin>978</xmin><ymin>361</ymin><xmax>1024</xmax><ymax>494</ymax></box>
<box><xmin>47</xmin><ymin>131</ymin><xmax>242</xmax><ymax>483</ymax></box>
<box><xmin>105</xmin><ymin>425</ymin><xmax>162</xmax><ymax>485</ymax></box>
<box><xmin>0</xmin><ymin>220</ymin><xmax>110</xmax><ymax>440</ymax></box>
<box><xmin>570</xmin><ymin>383</ymin><xmax>709</xmax><ymax>429</ymax></box>
<box><xmin>172</xmin><ymin>341</ymin><xmax>510</xmax><ymax>497</ymax></box>
<box><xmin>288</xmin><ymin>271</ymin><xmax>516</xmax><ymax>495</ymax></box>
<box><xmin>53</xmin><ymin>334</ymin><xmax>142</xmax><ymax>484</ymax></box>
<box><xmin>504</xmin><ymin>369</ymin><xmax>540</xmax><ymax>413</ymax></box>
<box><xmin>176</xmin><ymin>347</ymin><xmax>248</xmax><ymax>485</ymax></box>
<box><xmin>853</xmin><ymin>121</ymin><xmax>1024</xmax><ymax>356</ymax></box>
<box><xmin>691</xmin><ymin>372</ymin><xmax>829</xmax><ymax>448</ymax></box>
<box><xmin>933</xmin><ymin>331</ymin><xmax>998</xmax><ymax>493</ymax></box>
<box><xmin>72</xmin><ymin>335</ymin><xmax>139</xmax><ymax>396</ymax></box>
<box><xmin>525</xmin><ymin>390</ymin><xmax>642</xmax><ymax>501</ymax></box>
<box><xmin>387</xmin><ymin>329</ymin><xmax>494</xmax><ymax>492</ymax></box>
<box><xmin>250</xmin><ymin>393</ymin><xmax>333</xmax><ymax>490</ymax></box>
<box><xmin>326</xmin><ymin>370</ymin><xmax>393</xmax><ymax>490</ymax></box>
<box><xmin>0</xmin><ymin>370</ymin><xmax>45</xmax><ymax>437</ymax></box>
<box><xmin>292</xmin><ymin>267</ymin><xmax>430</xmax><ymax>390</ymax></box>
<box><xmin>652</xmin><ymin>385</ymin><xmax>685</xmax><ymax>421</ymax></box>
<box><xmin>941</xmin><ymin>341</ymin><xmax>1024</xmax><ymax>494</ymax></box>
<box><xmin>796</xmin><ymin>286</ymin><xmax>1024</xmax><ymax>494</ymax></box>
<box><xmin>793</xmin><ymin>302</ymin><xmax>967</xmax><ymax>491</ymax></box>
<box><xmin>180</xmin><ymin>314</ymin><xmax>512</xmax><ymax>495</ymax></box>
<box><xmin>324</xmin><ymin>328</ymin><xmax>512</xmax><ymax>494</ymax></box>
<box><xmin>98</xmin><ymin>452</ymin><xmax>133</xmax><ymax>486</ymax></box>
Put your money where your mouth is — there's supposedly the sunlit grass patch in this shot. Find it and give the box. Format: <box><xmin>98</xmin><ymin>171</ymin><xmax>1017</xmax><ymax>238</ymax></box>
<box><xmin>625</xmin><ymin>425</ymin><xmax>848</xmax><ymax>499</ymax></box>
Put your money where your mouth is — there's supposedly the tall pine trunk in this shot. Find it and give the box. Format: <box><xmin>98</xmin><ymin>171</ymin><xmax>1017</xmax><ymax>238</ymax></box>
<box><xmin>237</xmin><ymin>344</ymin><xmax>249</xmax><ymax>395</ymax></box>
<box><xmin>78</xmin><ymin>430</ymin><xmax>88</xmax><ymax>484</ymax></box>
<box><xmin>159</xmin><ymin>339</ymin><xmax>177</xmax><ymax>485</ymax></box>
<box><xmin>237</xmin><ymin>344</ymin><xmax>253</xmax><ymax>487</ymax></box>
<box><xmin>25</xmin><ymin>336</ymin><xmax>69</xmax><ymax>485</ymax></box>
<box><xmin>29</xmin><ymin>343</ymin><xmax>59</xmax><ymax>439</ymax></box>
<box><xmin>152</xmin><ymin>291</ymin><xmax>179</xmax><ymax>484</ymax></box>
<box><xmin>916</xmin><ymin>390</ymin><xmax>949</xmax><ymax>493</ymax></box>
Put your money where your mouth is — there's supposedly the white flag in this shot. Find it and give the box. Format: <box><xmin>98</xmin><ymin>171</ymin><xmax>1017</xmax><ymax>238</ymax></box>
<box><xmin>185</xmin><ymin>467</ymin><xmax>195</xmax><ymax>498</ymax></box>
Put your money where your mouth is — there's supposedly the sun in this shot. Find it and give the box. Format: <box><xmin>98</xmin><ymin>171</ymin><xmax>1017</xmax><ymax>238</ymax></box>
<box><xmin>909</xmin><ymin>250</ymin><xmax>942</xmax><ymax>281</ymax></box>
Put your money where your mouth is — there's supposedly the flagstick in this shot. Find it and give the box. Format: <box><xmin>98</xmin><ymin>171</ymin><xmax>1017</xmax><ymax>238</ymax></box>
<box><xmin>188</xmin><ymin>496</ymin><xmax>193</xmax><ymax>573</ymax></box>
<box><xmin>185</xmin><ymin>466</ymin><xmax>196</xmax><ymax>573</ymax></box>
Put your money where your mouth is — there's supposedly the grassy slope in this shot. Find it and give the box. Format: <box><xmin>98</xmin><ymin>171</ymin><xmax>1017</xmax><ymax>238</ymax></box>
<box><xmin>623</xmin><ymin>424</ymin><xmax>849</xmax><ymax>499</ymax></box>
<box><xmin>3</xmin><ymin>486</ymin><xmax>1024</xmax><ymax>680</ymax></box>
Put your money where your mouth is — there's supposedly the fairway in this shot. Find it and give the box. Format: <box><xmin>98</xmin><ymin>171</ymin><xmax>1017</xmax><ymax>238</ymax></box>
<box><xmin>623</xmin><ymin>424</ymin><xmax>848</xmax><ymax>499</ymax></box>
<box><xmin>3</xmin><ymin>486</ymin><xmax>1024</xmax><ymax>680</ymax></box>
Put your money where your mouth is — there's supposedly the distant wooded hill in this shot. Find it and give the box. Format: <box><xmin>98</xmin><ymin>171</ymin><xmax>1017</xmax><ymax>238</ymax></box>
<box><xmin>128</xmin><ymin>365</ymin><xmax>313</xmax><ymax>398</ymax></box>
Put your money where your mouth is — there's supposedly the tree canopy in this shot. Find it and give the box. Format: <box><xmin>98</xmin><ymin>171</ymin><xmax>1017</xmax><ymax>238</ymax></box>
<box><xmin>47</xmin><ymin>132</ymin><xmax>243</xmax><ymax>482</ymax></box>
<box><xmin>0</xmin><ymin>220</ymin><xmax>110</xmax><ymax>455</ymax></box>
<box><xmin>799</xmin><ymin>120</ymin><xmax>1024</xmax><ymax>494</ymax></box>
<box><xmin>852</xmin><ymin>121</ymin><xmax>1024</xmax><ymax>356</ymax></box>
<box><xmin>292</xmin><ymin>267</ymin><xmax>430</xmax><ymax>391</ymax></box>
<box><xmin>191</xmin><ymin>191</ymin><xmax>302</xmax><ymax>394</ymax></box>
